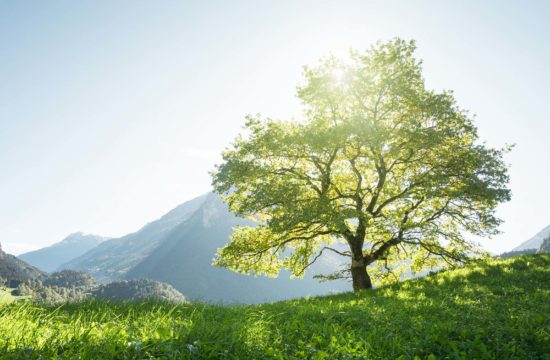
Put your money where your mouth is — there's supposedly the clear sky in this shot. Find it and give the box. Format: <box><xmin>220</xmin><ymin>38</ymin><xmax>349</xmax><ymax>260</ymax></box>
<box><xmin>1</xmin><ymin>1</ymin><xmax>548</xmax><ymax>255</ymax></box>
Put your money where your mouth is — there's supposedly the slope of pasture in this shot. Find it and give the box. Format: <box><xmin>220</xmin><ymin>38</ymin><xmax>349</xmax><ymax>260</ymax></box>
<box><xmin>0</xmin><ymin>254</ymin><xmax>548</xmax><ymax>359</ymax></box>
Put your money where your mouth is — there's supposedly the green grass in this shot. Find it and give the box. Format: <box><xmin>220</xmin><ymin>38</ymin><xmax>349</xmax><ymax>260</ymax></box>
<box><xmin>0</xmin><ymin>288</ymin><xmax>20</xmax><ymax>304</ymax></box>
<box><xmin>0</xmin><ymin>255</ymin><xmax>549</xmax><ymax>359</ymax></box>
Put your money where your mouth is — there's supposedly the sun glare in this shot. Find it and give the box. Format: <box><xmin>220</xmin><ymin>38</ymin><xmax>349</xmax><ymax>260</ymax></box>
<box><xmin>330</xmin><ymin>67</ymin><xmax>347</xmax><ymax>87</ymax></box>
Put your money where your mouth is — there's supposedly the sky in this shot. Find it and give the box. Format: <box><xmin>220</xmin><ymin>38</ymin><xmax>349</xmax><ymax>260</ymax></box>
<box><xmin>0</xmin><ymin>0</ymin><xmax>549</xmax><ymax>255</ymax></box>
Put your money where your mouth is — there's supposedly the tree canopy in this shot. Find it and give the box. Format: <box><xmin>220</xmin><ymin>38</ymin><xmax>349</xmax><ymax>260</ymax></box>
<box><xmin>212</xmin><ymin>39</ymin><xmax>511</xmax><ymax>290</ymax></box>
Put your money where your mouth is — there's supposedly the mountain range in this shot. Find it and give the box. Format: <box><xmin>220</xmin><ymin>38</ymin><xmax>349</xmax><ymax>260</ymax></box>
<box><xmin>59</xmin><ymin>194</ymin><xmax>208</xmax><ymax>282</ymax></box>
<box><xmin>37</xmin><ymin>193</ymin><xmax>350</xmax><ymax>303</ymax></box>
<box><xmin>18</xmin><ymin>232</ymin><xmax>109</xmax><ymax>272</ymax></box>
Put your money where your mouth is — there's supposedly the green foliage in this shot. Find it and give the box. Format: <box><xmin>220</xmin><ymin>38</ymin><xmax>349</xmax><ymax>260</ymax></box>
<box><xmin>92</xmin><ymin>279</ymin><xmax>187</xmax><ymax>303</ymax></box>
<box><xmin>9</xmin><ymin>272</ymin><xmax>186</xmax><ymax>305</ymax></box>
<box><xmin>43</xmin><ymin>270</ymin><xmax>97</xmax><ymax>290</ymax></box>
<box><xmin>0</xmin><ymin>252</ymin><xmax>45</xmax><ymax>288</ymax></box>
<box><xmin>12</xmin><ymin>271</ymin><xmax>96</xmax><ymax>304</ymax></box>
<box><xmin>0</xmin><ymin>255</ymin><xmax>548</xmax><ymax>359</ymax></box>
<box><xmin>212</xmin><ymin>39</ymin><xmax>511</xmax><ymax>286</ymax></box>
<box><xmin>14</xmin><ymin>277</ymin><xmax>91</xmax><ymax>304</ymax></box>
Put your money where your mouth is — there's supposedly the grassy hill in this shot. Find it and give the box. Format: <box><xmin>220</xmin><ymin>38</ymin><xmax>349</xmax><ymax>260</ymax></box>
<box><xmin>0</xmin><ymin>254</ymin><xmax>548</xmax><ymax>359</ymax></box>
<box><xmin>0</xmin><ymin>288</ymin><xmax>18</xmax><ymax>303</ymax></box>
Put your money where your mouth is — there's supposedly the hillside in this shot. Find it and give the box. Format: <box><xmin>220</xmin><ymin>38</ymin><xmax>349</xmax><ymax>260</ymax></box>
<box><xmin>62</xmin><ymin>193</ymin><xmax>348</xmax><ymax>303</ymax></box>
<box><xmin>513</xmin><ymin>224</ymin><xmax>550</xmax><ymax>251</ymax></box>
<box><xmin>18</xmin><ymin>232</ymin><xmax>108</xmax><ymax>272</ymax></box>
<box><xmin>0</xmin><ymin>288</ymin><xmax>19</xmax><ymax>303</ymax></box>
<box><xmin>0</xmin><ymin>254</ymin><xmax>548</xmax><ymax>359</ymax></box>
<box><xmin>92</xmin><ymin>279</ymin><xmax>186</xmax><ymax>303</ymax></box>
<box><xmin>59</xmin><ymin>193</ymin><xmax>208</xmax><ymax>281</ymax></box>
<box><xmin>125</xmin><ymin>193</ymin><xmax>348</xmax><ymax>303</ymax></box>
<box><xmin>0</xmin><ymin>243</ymin><xmax>45</xmax><ymax>287</ymax></box>
<box><xmin>10</xmin><ymin>271</ymin><xmax>187</xmax><ymax>305</ymax></box>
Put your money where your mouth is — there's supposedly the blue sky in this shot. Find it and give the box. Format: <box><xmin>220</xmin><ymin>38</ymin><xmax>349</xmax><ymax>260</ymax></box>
<box><xmin>1</xmin><ymin>0</ymin><xmax>549</xmax><ymax>255</ymax></box>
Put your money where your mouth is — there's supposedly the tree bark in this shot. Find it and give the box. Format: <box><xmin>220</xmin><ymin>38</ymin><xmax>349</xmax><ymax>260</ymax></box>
<box><xmin>351</xmin><ymin>258</ymin><xmax>372</xmax><ymax>291</ymax></box>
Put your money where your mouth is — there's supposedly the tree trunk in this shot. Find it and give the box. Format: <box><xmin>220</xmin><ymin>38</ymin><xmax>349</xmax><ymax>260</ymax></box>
<box><xmin>351</xmin><ymin>259</ymin><xmax>372</xmax><ymax>291</ymax></box>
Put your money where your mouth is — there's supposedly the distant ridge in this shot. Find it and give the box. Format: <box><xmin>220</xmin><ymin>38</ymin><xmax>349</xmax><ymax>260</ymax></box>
<box><xmin>512</xmin><ymin>224</ymin><xmax>550</xmax><ymax>251</ymax></box>
<box><xmin>59</xmin><ymin>193</ymin><xmax>208</xmax><ymax>282</ymax></box>
<box><xmin>61</xmin><ymin>192</ymin><xmax>348</xmax><ymax>303</ymax></box>
<box><xmin>18</xmin><ymin>233</ymin><xmax>109</xmax><ymax>273</ymax></box>
<box><xmin>0</xmin><ymin>242</ymin><xmax>45</xmax><ymax>287</ymax></box>
<box><xmin>124</xmin><ymin>193</ymin><xmax>348</xmax><ymax>303</ymax></box>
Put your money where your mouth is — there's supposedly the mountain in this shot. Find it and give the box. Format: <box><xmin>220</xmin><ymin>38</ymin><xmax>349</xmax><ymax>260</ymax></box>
<box><xmin>62</xmin><ymin>193</ymin><xmax>349</xmax><ymax>303</ymax></box>
<box><xmin>512</xmin><ymin>224</ymin><xmax>550</xmax><ymax>251</ymax></box>
<box><xmin>125</xmin><ymin>193</ymin><xmax>348</xmax><ymax>303</ymax></box>
<box><xmin>59</xmin><ymin>193</ymin><xmax>208</xmax><ymax>282</ymax></box>
<box><xmin>0</xmin><ymin>242</ymin><xmax>46</xmax><ymax>287</ymax></box>
<box><xmin>18</xmin><ymin>233</ymin><xmax>109</xmax><ymax>272</ymax></box>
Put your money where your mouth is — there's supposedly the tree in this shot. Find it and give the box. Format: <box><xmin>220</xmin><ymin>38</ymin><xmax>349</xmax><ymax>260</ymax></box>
<box><xmin>211</xmin><ymin>39</ymin><xmax>511</xmax><ymax>291</ymax></box>
<box><xmin>43</xmin><ymin>270</ymin><xmax>97</xmax><ymax>289</ymax></box>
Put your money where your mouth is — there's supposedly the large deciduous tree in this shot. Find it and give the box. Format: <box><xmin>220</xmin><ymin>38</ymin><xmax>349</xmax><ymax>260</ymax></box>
<box><xmin>211</xmin><ymin>39</ymin><xmax>511</xmax><ymax>291</ymax></box>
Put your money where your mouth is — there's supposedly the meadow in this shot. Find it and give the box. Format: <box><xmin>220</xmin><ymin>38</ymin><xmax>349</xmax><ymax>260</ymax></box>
<box><xmin>0</xmin><ymin>289</ymin><xmax>18</xmax><ymax>304</ymax></box>
<box><xmin>0</xmin><ymin>254</ymin><xmax>548</xmax><ymax>359</ymax></box>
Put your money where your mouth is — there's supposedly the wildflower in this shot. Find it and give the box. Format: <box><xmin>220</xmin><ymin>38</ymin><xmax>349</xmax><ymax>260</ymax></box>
<box><xmin>187</xmin><ymin>340</ymin><xmax>200</xmax><ymax>353</ymax></box>
<box><xmin>127</xmin><ymin>340</ymin><xmax>142</xmax><ymax>350</ymax></box>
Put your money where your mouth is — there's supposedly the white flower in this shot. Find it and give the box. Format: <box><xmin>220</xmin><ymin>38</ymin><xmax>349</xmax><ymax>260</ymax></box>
<box><xmin>127</xmin><ymin>340</ymin><xmax>142</xmax><ymax>350</ymax></box>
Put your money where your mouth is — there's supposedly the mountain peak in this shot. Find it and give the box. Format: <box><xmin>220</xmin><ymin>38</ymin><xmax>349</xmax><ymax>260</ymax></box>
<box><xmin>156</xmin><ymin>192</ymin><xmax>210</xmax><ymax>225</ymax></box>
<box><xmin>18</xmin><ymin>233</ymin><xmax>108</xmax><ymax>273</ymax></box>
<box><xmin>60</xmin><ymin>232</ymin><xmax>108</xmax><ymax>245</ymax></box>
<box><xmin>512</xmin><ymin>224</ymin><xmax>550</xmax><ymax>251</ymax></box>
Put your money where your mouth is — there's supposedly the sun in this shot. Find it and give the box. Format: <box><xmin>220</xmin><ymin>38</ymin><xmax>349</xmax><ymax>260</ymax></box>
<box><xmin>329</xmin><ymin>67</ymin><xmax>347</xmax><ymax>88</ymax></box>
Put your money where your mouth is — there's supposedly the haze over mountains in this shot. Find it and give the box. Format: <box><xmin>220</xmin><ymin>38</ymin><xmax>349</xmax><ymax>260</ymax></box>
<box><xmin>26</xmin><ymin>193</ymin><xmax>348</xmax><ymax>303</ymax></box>
<box><xmin>59</xmin><ymin>194</ymin><xmax>208</xmax><ymax>282</ymax></box>
<box><xmin>512</xmin><ymin>225</ymin><xmax>550</xmax><ymax>251</ymax></box>
<box><xmin>16</xmin><ymin>191</ymin><xmax>547</xmax><ymax>303</ymax></box>
<box><xmin>19</xmin><ymin>233</ymin><xmax>108</xmax><ymax>272</ymax></box>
